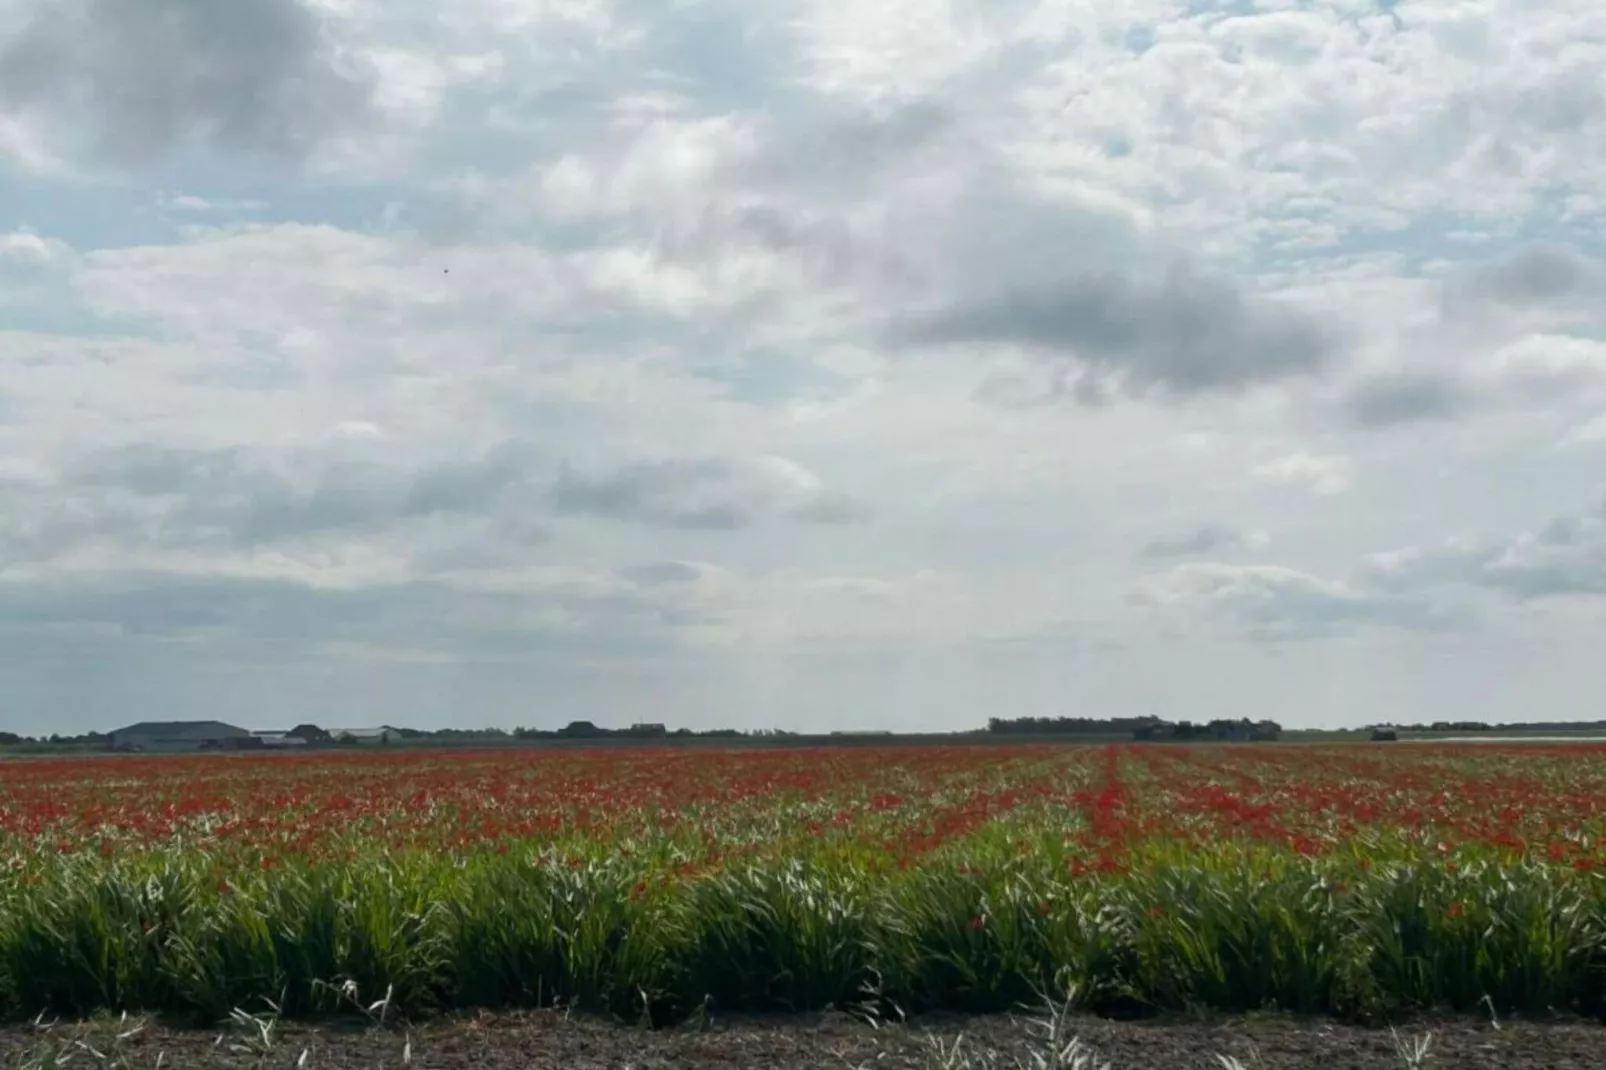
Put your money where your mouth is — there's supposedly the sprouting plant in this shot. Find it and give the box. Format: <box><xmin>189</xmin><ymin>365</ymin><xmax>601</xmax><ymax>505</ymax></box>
<box><xmin>1389</xmin><ymin>1027</ymin><xmax>1435</xmax><ymax>1070</ymax></box>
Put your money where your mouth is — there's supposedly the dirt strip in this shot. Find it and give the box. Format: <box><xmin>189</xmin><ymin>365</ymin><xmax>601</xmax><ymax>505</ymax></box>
<box><xmin>2</xmin><ymin>1009</ymin><xmax>1602</xmax><ymax>1069</ymax></box>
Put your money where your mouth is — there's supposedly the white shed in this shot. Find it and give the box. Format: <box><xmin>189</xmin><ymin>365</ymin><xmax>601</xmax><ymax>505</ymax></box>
<box><xmin>330</xmin><ymin>727</ymin><xmax>403</xmax><ymax>745</ymax></box>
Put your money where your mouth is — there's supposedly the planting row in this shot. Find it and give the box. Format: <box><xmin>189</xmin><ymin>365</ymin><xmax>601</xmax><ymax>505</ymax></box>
<box><xmin>2</xmin><ymin>846</ymin><xmax>1604</xmax><ymax>1023</ymax></box>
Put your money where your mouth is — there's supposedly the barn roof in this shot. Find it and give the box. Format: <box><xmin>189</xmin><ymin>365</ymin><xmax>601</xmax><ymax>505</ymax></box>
<box><xmin>110</xmin><ymin>721</ymin><xmax>248</xmax><ymax>738</ymax></box>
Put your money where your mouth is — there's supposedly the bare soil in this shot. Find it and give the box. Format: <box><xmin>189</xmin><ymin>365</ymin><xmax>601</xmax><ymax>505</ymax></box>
<box><xmin>3</xmin><ymin>1009</ymin><xmax>1602</xmax><ymax>1069</ymax></box>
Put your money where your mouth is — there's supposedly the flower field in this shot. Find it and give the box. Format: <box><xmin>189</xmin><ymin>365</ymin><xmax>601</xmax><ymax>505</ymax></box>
<box><xmin>2</xmin><ymin>743</ymin><xmax>1605</xmax><ymax>1024</ymax></box>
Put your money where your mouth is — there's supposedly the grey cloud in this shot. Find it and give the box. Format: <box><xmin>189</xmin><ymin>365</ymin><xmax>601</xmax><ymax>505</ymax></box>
<box><xmin>1140</xmin><ymin>524</ymin><xmax>1251</xmax><ymax>560</ymax></box>
<box><xmin>620</xmin><ymin>561</ymin><xmax>704</xmax><ymax>586</ymax></box>
<box><xmin>1145</xmin><ymin>508</ymin><xmax>1606</xmax><ymax>638</ymax></box>
<box><xmin>1357</xmin><ymin>500</ymin><xmax>1606</xmax><ymax>603</ymax></box>
<box><xmin>1502</xmin><ymin>62</ymin><xmax>1606</xmax><ymax>134</ymax></box>
<box><xmin>1448</xmin><ymin>245</ymin><xmax>1602</xmax><ymax>312</ymax></box>
<box><xmin>23</xmin><ymin>444</ymin><xmax>861</xmax><ymax>564</ymax></box>
<box><xmin>749</xmin><ymin>101</ymin><xmax>957</xmax><ymax>192</ymax></box>
<box><xmin>552</xmin><ymin>457</ymin><xmax>865</xmax><ymax>530</ymax></box>
<box><xmin>0</xmin><ymin>0</ymin><xmax>373</xmax><ymax>165</ymax></box>
<box><xmin>1160</xmin><ymin>563</ymin><xmax>1459</xmax><ymax>641</ymax></box>
<box><xmin>898</xmin><ymin>263</ymin><xmax>1335</xmax><ymax>398</ymax></box>
<box><xmin>0</xmin><ymin>571</ymin><xmax>685</xmax><ymax>654</ymax></box>
<box><xmin>817</xmin><ymin>102</ymin><xmax>953</xmax><ymax>162</ymax></box>
<box><xmin>63</xmin><ymin>442</ymin><xmax>542</xmax><ymax>548</ymax></box>
<box><xmin>659</xmin><ymin>202</ymin><xmax>872</xmax><ymax>284</ymax></box>
<box><xmin>788</xmin><ymin>491</ymin><xmax>871</xmax><ymax>525</ymax></box>
<box><xmin>1342</xmin><ymin>371</ymin><xmax>1474</xmax><ymax>427</ymax></box>
<box><xmin>1475</xmin><ymin>508</ymin><xmax>1606</xmax><ymax>600</ymax></box>
<box><xmin>553</xmin><ymin>460</ymin><xmax>749</xmax><ymax>530</ymax></box>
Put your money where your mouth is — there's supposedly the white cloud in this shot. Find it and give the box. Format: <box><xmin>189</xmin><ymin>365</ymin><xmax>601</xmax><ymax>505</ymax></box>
<box><xmin>0</xmin><ymin>229</ymin><xmax>69</xmax><ymax>265</ymax></box>
<box><xmin>1251</xmin><ymin>452</ymin><xmax>1355</xmax><ymax>496</ymax></box>
<box><xmin>1142</xmin><ymin>561</ymin><xmax>1455</xmax><ymax>640</ymax></box>
<box><xmin>1566</xmin><ymin>412</ymin><xmax>1606</xmax><ymax>445</ymax></box>
<box><xmin>3</xmin><ymin>0</ymin><xmax>1606</xmax><ymax>732</ymax></box>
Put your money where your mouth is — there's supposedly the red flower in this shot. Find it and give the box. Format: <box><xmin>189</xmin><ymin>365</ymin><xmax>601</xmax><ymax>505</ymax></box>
<box><xmin>968</xmin><ymin>915</ymin><xmax>987</xmax><ymax>931</ymax></box>
<box><xmin>1446</xmin><ymin>901</ymin><xmax>1466</xmax><ymax>919</ymax></box>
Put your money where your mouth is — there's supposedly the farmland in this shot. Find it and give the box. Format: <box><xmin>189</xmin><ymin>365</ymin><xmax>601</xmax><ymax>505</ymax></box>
<box><xmin>1</xmin><ymin>744</ymin><xmax>1604</xmax><ymax>1025</ymax></box>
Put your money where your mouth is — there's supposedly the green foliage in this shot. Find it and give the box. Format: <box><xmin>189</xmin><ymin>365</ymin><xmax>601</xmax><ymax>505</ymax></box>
<box><xmin>0</xmin><ymin>844</ymin><xmax>1603</xmax><ymax>1024</ymax></box>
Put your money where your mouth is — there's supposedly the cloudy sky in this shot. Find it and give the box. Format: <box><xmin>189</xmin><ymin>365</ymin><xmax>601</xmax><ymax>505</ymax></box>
<box><xmin>2</xmin><ymin>0</ymin><xmax>1604</xmax><ymax>735</ymax></box>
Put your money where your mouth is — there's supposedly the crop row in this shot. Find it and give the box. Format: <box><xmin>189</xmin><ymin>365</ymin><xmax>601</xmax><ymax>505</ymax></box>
<box><xmin>3</xmin><ymin>842</ymin><xmax>1605</xmax><ymax>1024</ymax></box>
<box><xmin>4</xmin><ymin>744</ymin><xmax>1605</xmax><ymax>1024</ymax></box>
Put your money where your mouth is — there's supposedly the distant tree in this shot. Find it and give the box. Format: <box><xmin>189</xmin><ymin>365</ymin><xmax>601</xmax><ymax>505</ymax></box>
<box><xmin>558</xmin><ymin>720</ymin><xmax>602</xmax><ymax>738</ymax></box>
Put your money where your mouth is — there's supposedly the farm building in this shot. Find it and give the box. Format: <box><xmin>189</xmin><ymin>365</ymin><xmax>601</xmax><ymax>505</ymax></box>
<box><xmin>330</xmin><ymin>727</ymin><xmax>403</xmax><ymax>745</ymax></box>
<box><xmin>287</xmin><ymin>724</ymin><xmax>331</xmax><ymax>743</ymax></box>
<box><xmin>108</xmin><ymin>721</ymin><xmax>251</xmax><ymax>752</ymax></box>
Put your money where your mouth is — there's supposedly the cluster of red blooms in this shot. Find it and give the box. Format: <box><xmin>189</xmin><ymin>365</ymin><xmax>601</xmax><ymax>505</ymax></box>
<box><xmin>3</xmin><ymin>741</ymin><xmax>1604</xmax><ymax>872</ymax></box>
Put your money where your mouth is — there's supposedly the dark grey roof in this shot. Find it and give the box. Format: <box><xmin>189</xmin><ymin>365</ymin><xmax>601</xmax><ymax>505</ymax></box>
<box><xmin>110</xmin><ymin>721</ymin><xmax>249</xmax><ymax>738</ymax></box>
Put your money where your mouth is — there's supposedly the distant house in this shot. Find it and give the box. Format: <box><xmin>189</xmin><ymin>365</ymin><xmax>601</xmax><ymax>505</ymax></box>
<box><xmin>287</xmin><ymin>724</ymin><xmax>331</xmax><ymax>744</ymax></box>
<box><xmin>627</xmin><ymin>722</ymin><xmax>667</xmax><ymax>738</ymax></box>
<box><xmin>109</xmin><ymin>721</ymin><xmax>251</xmax><ymax>752</ymax></box>
<box><xmin>330</xmin><ymin>727</ymin><xmax>403</xmax><ymax>745</ymax></box>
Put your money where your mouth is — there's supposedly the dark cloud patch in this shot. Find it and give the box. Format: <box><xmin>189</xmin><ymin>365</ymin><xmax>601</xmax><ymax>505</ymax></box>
<box><xmin>657</xmin><ymin>201</ymin><xmax>874</xmax><ymax>285</ymax></box>
<box><xmin>1475</xmin><ymin>506</ymin><xmax>1606</xmax><ymax>600</ymax></box>
<box><xmin>1346</xmin><ymin>502</ymin><xmax>1606</xmax><ymax>606</ymax></box>
<box><xmin>1163</xmin><ymin>563</ymin><xmax>1461</xmax><ymax>641</ymax></box>
<box><xmin>61</xmin><ymin>441</ymin><xmax>543</xmax><ymax>549</ymax></box>
<box><xmin>0</xmin><ymin>571</ymin><xmax>684</xmax><ymax>654</ymax></box>
<box><xmin>1140</xmin><ymin>524</ymin><xmax>1248</xmax><ymax>560</ymax></box>
<box><xmin>1342</xmin><ymin>371</ymin><xmax>1474</xmax><ymax>427</ymax></box>
<box><xmin>14</xmin><ymin>443</ymin><xmax>862</xmax><ymax>564</ymax></box>
<box><xmin>0</xmin><ymin>0</ymin><xmax>374</xmax><ymax>166</ymax></box>
<box><xmin>553</xmin><ymin>460</ymin><xmax>749</xmax><ymax>530</ymax></box>
<box><xmin>620</xmin><ymin>561</ymin><xmax>704</xmax><ymax>586</ymax></box>
<box><xmin>757</xmin><ymin>101</ymin><xmax>956</xmax><ymax>187</ymax></box>
<box><xmin>1507</xmin><ymin>63</ymin><xmax>1606</xmax><ymax>135</ymax></box>
<box><xmin>1448</xmin><ymin>245</ymin><xmax>1602</xmax><ymax>312</ymax></box>
<box><xmin>552</xmin><ymin>457</ymin><xmax>865</xmax><ymax>531</ymax></box>
<box><xmin>1143</xmin><ymin>502</ymin><xmax>1606</xmax><ymax>637</ymax></box>
<box><xmin>897</xmin><ymin>263</ymin><xmax>1335</xmax><ymax>398</ymax></box>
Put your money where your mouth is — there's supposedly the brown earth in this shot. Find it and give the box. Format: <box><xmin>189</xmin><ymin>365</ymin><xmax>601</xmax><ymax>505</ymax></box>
<box><xmin>3</xmin><ymin>1009</ymin><xmax>1602</xmax><ymax>1070</ymax></box>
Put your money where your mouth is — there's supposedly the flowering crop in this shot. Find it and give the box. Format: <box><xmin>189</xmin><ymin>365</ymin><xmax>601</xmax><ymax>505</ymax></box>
<box><xmin>1</xmin><ymin>743</ymin><xmax>1604</xmax><ymax>1022</ymax></box>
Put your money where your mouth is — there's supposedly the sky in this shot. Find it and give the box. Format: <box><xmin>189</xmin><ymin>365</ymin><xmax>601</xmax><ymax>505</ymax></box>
<box><xmin>1</xmin><ymin>0</ymin><xmax>1605</xmax><ymax>735</ymax></box>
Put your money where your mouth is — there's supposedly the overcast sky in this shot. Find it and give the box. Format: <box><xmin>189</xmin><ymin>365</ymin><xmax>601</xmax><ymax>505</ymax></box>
<box><xmin>2</xmin><ymin>0</ymin><xmax>1604</xmax><ymax>735</ymax></box>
